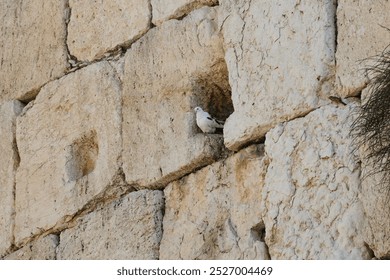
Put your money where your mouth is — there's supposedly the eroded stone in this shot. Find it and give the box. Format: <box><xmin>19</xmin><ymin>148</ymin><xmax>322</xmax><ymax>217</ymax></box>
<box><xmin>67</xmin><ymin>0</ymin><xmax>151</xmax><ymax>61</ymax></box>
<box><xmin>3</xmin><ymin>235</ymin><xmax>58</xmax><ymax>260</ymax></box>
<box><xmin>122</xmin><ymin>7</ymin><xmax>232</xmax><ymax>189</ymax></box>
<box><xmin>57</xmin><ymin>190</ymin><xmax>164</xmax><ymax>259</ymax></box>
<box><xmin>219</xmin><ymin>0</ymin><xmax>336</xmax><ymax>150</ymax></box>
<box><xmin>262</xmin><ymin>103</ymin><xmax>372</xmax><ymax>259</ymax></box>
<box><xmin>336</xmin><ymin>0</ymin><xmax>390</xmax><ymax>97</ymax></box>
<box><xmin>0</xmin><ymin>0</ymin><xmax>68</xmax><ymax>101</ymax></box>
<box><xmin>15</xmin><ymin>61</ymin><xmax>124</xmax><ymax>246</ymax></box>
<box><xmin>0</xmin><ymin>101</ymin><xmax>24</xmax><ymax>257</ymax></box>
<box><xmin>151</xmin><ymin>0</ymin><xmax>218</xmax><ymax>25</ymax></box>
<box><xmin>160</xmin><ymin>145</ymin><xmax>269</xmax><ymax>259</ymax></box>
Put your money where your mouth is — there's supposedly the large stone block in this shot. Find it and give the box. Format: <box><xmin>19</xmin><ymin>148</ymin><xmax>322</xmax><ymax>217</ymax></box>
<box><xmin>336</xmin><ymin>0</ymin><xmax>390</xmax><ymax>97</ymax></box>
<box><xmin>151</xmin><ymin>0</ymin><xmax>217</xmax><ymax>25</ymax></box>
<box><xmin>160</xmin><ymin>145</ymin><xmax>269</xmax><ymax>260</ymax></box>
<box><xmin>122</xmin><ymin>7</ymin><xmax>232</xmax><ymax>189</ymax></box>
<box><xmin>57</xmin><ymin>190</ymin><xmax>164</xmax><ymax>259</ymax></box>
<box><xmin>3</xmin><ymin>235</ymin><xmax>58</xmax><ymax>260</ymax></box>
<box><xmin>262</xmin><ymin>103</ymin><xmax>372</xmax><ymax>259</ymax></box>
<box><xmin>15</xmin><ymin>61</ymin><xmax>124</xmax><ymax>246</ymax></box>
<box><xmin>0</xmin><ymin>101</ymin><xmax>24</xmax><ymax>257</ymax></box>
<box><xmin>219</xmin><ymin>0</ymin><xmax>336</xmax><ymax>150</ymax></box>
<box><xmin>67</xmin><ymin>0</ymin><xmax>151</xmax><ymax>62</ymax></box>
<box><xmin>0</xmin><ymin>0</ymin><xmax>68</xmax><ymax>101</ymax></box>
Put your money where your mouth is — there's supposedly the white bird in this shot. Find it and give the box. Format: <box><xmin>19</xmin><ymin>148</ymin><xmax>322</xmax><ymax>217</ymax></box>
<box><xmin>194</xmin><ymin>107</ymin><xmax>224</xmax><ymax>133</ymax></box>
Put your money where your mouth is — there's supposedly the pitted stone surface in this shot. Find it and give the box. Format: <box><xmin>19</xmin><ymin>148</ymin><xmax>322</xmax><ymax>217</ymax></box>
<box><xmin>67</xmin><ymin>0</ymin><xmax>151</xmax><ymax>61</ymax></box>
<box><xmin>122</xmin><ymin>7</ymin><xmax>231</xmax><ymax>189</ymax></box>
<box><xmin>160</xmin><ymin>145</ymin><xmax>269</xmax><ymax>259</ymax></box>
<box><xmin>262</xmin><ymin>103</ymin><xmax>372</xmax><ymax>259</ymax></box>
<box><xmin>0</xmin><ymin>101</ymin><xmax>24</xmax><ymax>256</ymax></box>
<box><xmin>57</xmin><ymin>190</ymin><xmax>164</xmax><ymax>260</ymax></box>
<box><xmin>15</xmin><ymin>61</ymin><xmax>123</xmax><ymax>246</ymax></box>
<box><xmin>336</xmin><ymin>0</ymin><xmax>390</xmax><ymax>97</ymax></box>
<box><xmin>219</xmin><ymin>0</ymin><xmax>336</xmax><ymax>150</ymax></box>
<box><xmin>0</xmin><ymin>0</ymin><xmax>68</xmax><ymax>101</ymax></box>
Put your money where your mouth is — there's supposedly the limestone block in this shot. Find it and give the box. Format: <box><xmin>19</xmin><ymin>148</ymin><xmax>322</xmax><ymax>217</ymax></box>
<box><xmin>57</xmin><ymin>190</ymin><xmax>164</xmax><ymax>259</ymax></box>
<box><xmin>336</xmin><ymin>0</ymin><xmax>390</xmax><ymax>97</ymax></box>
<box><xmin>0</xmin><ymin>101</ymin><xmax>24</xmax><ymax>256</ymax></box>
<box><xmin>360</xmin><ymin>157</ymin><xmax>390</xmax><ymax>258</ymax></box>
<box><xmin>262</xmin><ymin>103</ymin><xmax>372</xmax><ymax>259</ymax></box>
<box><xmin>219</xmin><ymin>0</ymin><xmax>336</xmax><ymax>150</ymax></box>
<box><xmin>151</xmin><ymin>0</ymin><xmax>217</xmax><ymax>25</ymax></box>
<box><xmin>160</xmin><ymin>145</ymin><xmax>269</xmax><ymax>260</ymax></box>
<box><xmin>3</xmin><ymin>235</ymin><xmax>58</xmax><ymax>260</ymax></box>
<box><xmin>15</xmin><ymin>61</ymin><xmax>124</xmax><ymax>246</ymax></box>
<box><xmin>123</xmin><ymin>7</ymin><xmax>232</xmax><ymax>189</ymax></box>
<box><xmin>0</xmin><ymin>0</ymin><xmax>68</xmax><ymax>101</ymax></box>
<box><xmin>68</xmin><ymin>0</ymin><xmax>151</xmax><ymax>62</ymax></box>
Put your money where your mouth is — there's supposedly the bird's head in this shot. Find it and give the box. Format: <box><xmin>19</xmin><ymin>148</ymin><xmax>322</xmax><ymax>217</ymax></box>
<box><xmin>194</xmin><ymin>107</ymin><xmax>203</xmax><ymax>113</ymax></box>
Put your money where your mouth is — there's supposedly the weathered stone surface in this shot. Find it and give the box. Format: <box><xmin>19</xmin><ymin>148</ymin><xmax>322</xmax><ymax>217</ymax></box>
<box><xmin>123</xmin><ymin>7</ymin><xmax>232</xmax><ymax>189</ymax></box>
<box><xmin>219</xmin><ymin>0</ymin><xmax>336</xmax><ymax>150</ymax></box>
<box><xmin>336</xmin><ymin>0</ymin><xmax>390</xmax><ymax>97</ymax></box>
<box><xmin>160</xmin><ymin>145</ymin><xmax>269</xmax><ymax>260</ymax></box>
<box><xmin>57</xmin><ymin>190</ymin><xmax>164</xmax><ymax>260</ymax></box>
<box><xmin>3</xmin><ymin>235</ymin><xmax>58</xmax><ymax>260</ymax></box>
<box><xmin>262</xmin><ymin>103</ymin><xmax>372</xmax><ymax>259</ymax></box>
<box><xmin>0</xmin><ymin>0</ymin><xmax>68</xmax><ymax>101</ymax></box>
<box><xmin>360</xmin><ymin>154</ymin><xmax>390</xmax><ymax>258</ymax></box>
<box><xmin>68</xmin><ymin>0</ymin><xmax>151</xmax><ymax>62</ymax></box>
<box><xmin>151</xmin><ymin>0</ymin><xmax>217</xmax><ymax>25</ymax></box>
<box><xmin>15</xmin><ymin>61</ymin><xmax>124</xmax><ymax>246</ymax></box>
<box><xmin>0</xmin><ymin>101</ymin><xmax>24</xmax><ymax>257</ymax></box>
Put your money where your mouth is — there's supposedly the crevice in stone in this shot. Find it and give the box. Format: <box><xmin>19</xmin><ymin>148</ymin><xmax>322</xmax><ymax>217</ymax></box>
<box><xmin>363</xmin><ymin>242</ymin><xmax>376</xmax><ymax>259</ymax></box>
<box><xmin>156</xmin><ymin>192</ymin><xmax>165</xmax><ymax>260</ymax></box>
<box><xmin>164</xmin><ymin>0</ymin><xmax>220</xmax><ymax>23</ymax></box>
<box><xmin>334</xmin><ymin>0</ymin><xmax>338</xmax><ymax>62</ymax></box>
<box><xmin>13</xmin><ymin>168</ymin><xmax>138</xmax><ymax>250</ymax></box>
<box><xmin>250</xmin><ymin>221</ymin><xmax>271</xmax><ymax>260</ymax></box>
<box><xmin>64</xmin><ymin>0</ymin><xmax>79</xmax><ymax>71</ymax></box>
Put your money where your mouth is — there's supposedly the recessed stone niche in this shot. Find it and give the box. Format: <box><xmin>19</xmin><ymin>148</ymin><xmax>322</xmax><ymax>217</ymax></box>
<box><xmin>65</xmin><ymin>130</ymin><xmax>99</xmax><ymax>182</ymax></box>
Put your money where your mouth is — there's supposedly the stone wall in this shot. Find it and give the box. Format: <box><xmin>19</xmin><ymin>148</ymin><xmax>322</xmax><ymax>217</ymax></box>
<box><xmin>1</xmin><ymin>0</ymin><xmax>389</xmax><ymax>259</ymax></box>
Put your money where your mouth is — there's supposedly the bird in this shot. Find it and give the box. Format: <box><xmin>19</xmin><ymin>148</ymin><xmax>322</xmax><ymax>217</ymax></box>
<box><xmin>194</xmin><ymin>106</ymin><xmax>224</xmax><ymax>133</ymax></box>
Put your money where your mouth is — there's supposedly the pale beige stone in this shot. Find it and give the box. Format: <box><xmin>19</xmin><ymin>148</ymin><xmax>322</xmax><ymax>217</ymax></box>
<box><xmin>15</xmin><ymin>61</ymin><xmax>125</xmax><ymax>246</ymax></box>
<box><xmin>0</xmin><ymin>0</ymin><xmax>68</xmax><ymax>101</ymax></box>
<box><xmin>262</xmin><ymin>103</ymin><xmax>372</xmax><ymax>259</ymax></box>
<box><xmin>151</xmin><ymin>0</ymin><xmax>217</xmax><ymax>25</ymax></box>
<box><xmin>57</xmin><ymin>190</ymin><xmax>164</xmax><ymax>260</ymax></box>
<box><xmin>68</xmin><ymin>0</ymin><xmax>151</xmax><ymax>62</ymax></box>
<box><xmin>0</xmin><ymin>101</ymin><xmax>24</xmax><ymax>257</ymax></box>
<box><xmin>360</xmin><ymin>154</ymin><xmax>390</xmax><ymax>258</ymax></box>
<box><xmin>336</xmin><ymin>0</ymin><xmax>390</xmax><ymax>97</ymax></box>
<box><xmin>3</xmin><ymin>235</ymin><xmax>58</xmax><ymax>260</ymax></box>
<box><xmin>219</xmin><ymin>0</ymin><xmax>336</xmax><ymax>150</ymax></box>
<box><xmin>160</xmin><ymin>145</ymin><xmax>269</xmax><ymax>260</ymax></box>
<box><xmin>122</xmin><ymin>7</ymin><xmax>232</xmax><ymax>189</ymax></box>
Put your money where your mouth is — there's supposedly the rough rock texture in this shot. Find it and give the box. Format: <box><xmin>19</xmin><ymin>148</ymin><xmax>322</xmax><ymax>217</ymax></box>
<box><xmin>122</xmin><ymin>7</ymin><xmax>232</xmax><ymax>189</ymax></box>
<box><xmin>0</xmin><ymin>101</ymin><xmax>24</xmax><ymax>257</ymax></box>
<box><xmin>360</xmin><ymin>156</ymin><xmax>390</xmax><ymax>258</ymax></box>
<box><xmin>3</xmin><ymin>235</ymin><xmax>58</xmax><ymax>260</ymax></box>
<box><xmin>15</xmin><ymin>61</ymin><xmax>125</xmax><ymax>246</ymax></box>
<box><xmin>151</xmin><ymin>0</ymin><xmax>218</xmax><ymax>25</ymax></box>
<box><xmin>67</xmin><ymin>0</ymin><xmax>151</xmax><ymax>62</ymax></box>
<box><xmin>160</xmin><ymin>145</ymin><xmax>269</xmax><ymax>260</ymax></box>
<box><xmin>0</xmin><ymin>0</ymin><xmax>68</xmax><ymax>102</ymax></box>
<box><xmin>57</xmin><ymin>190</ymin><xmax>164</xmax><ymax>259</ymax></box>
<box><xmin>219</xmin><ymin>0</ymin><xmax>336</xmax><ymax>150</ymax></box>
<box><xmin>262</xmin><ymin>103</ymin><xmax>372</xmax><ymax>259</ymax></box>
<box><xmin>336</xmin><ymin>0</ymin><xmax>390</xmax><ymax>97</ymax></box>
